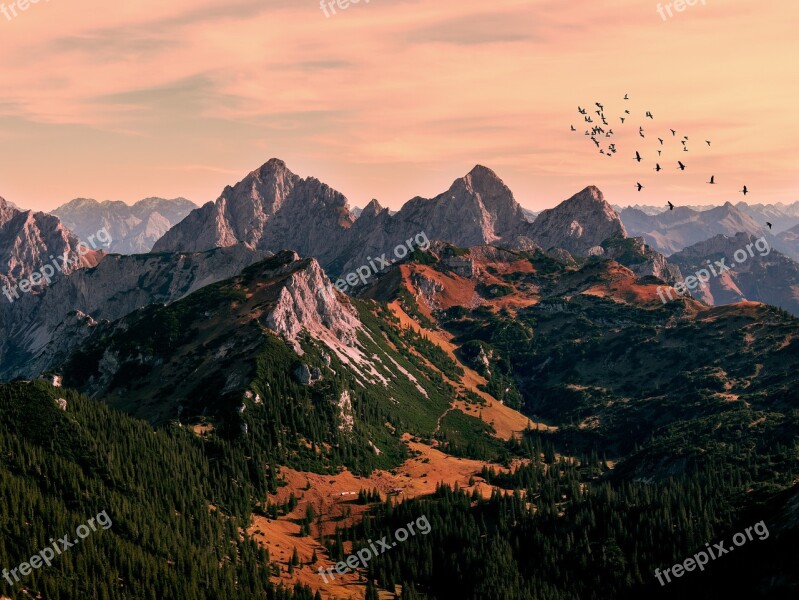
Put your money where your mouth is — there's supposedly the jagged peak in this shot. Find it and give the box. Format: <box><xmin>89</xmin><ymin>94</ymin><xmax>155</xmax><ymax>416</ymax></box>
<box><xmin>359</xmin><ymin>198</ymin><xmax>385</xmax><ymax>219</ymax></box>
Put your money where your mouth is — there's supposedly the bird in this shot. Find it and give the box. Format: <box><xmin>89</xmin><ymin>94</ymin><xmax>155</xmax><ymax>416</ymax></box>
<box><xmin>634</xmin><ymin>151</ymin><xmax>643</xmax><ymax>162</ymax></box>
<box><xmin>596</xmin><ymin>102</ymin><xmax>604</xmax><ymax>110</ymax></box>
<box><xmin>585</xmin><ymin>116</ymin><xmax>593</xmax><ymax>122</ymax></box>
<box><xmin>706</xmin><ymin>140</ymin><xmax>711</xmax><ymax>146</ymax></box>
<box><xmin>639</xmin><ymin>127</ymin><xmax>645</xmax><ymax>138</ymax></box>
<box><xmin>636</xmin><ymin>182</ymin><xmax>644</xmax><ymax>191</ymax></box>
<box><xmin>767</xmin><ymin>222</ymin><xmax>773</xmax><ymax>229</ymax></box>
<box><xmin>578</xmin><ymin>106</ymin><xmax>587</xmax><ymax>114</ymax></box>
<box><xmin>602</xmin><ymin>117</ymin><xmax>608</xmax><ymax>125</ymax></box>
<box><xmin>596</xmin><ymin>110</ymin><xmax>602</xmax><ymax>116</ymax></box>
<box><xmin>658</xmin><ymin>150</ymin><xmax>662</xmax><ymax>156</ymax></box>
<box><xmin>600</xmin><ymin>149</ymin><xmax>605</xmax><ymax>154</ymax></box>
<box><xmin>683</xmin><ymin>147</ymin><xmax>688</xmax><ymax>152</ymax></box>
<box><xmin>677</xmin><ymin>161</ymin><xmax>686</xmax><ymax>170</ymax></box>
<box><xmin>667</xmin><ymin>201</ymin><xmax>675</xmax><ymax>210</ymax></box>
<box><xmin>646</xmin><ymin>111</ymin><xmax>653</xmax><ymax>119</ymax></box>
<box><xmin>654</xmin><ymin>163</ymin><xmax>662</xmax><ymax>172</ymax></box>
<box><xmin>681</xmin><ymin>140</ymin><xmax>687</xmax><ymax>146</ymax></box>
<box><xmin>658</xmin><ymin>138</ymin><xmax>664</xmax><ymax>145</ymax></box>
<box><xmin>707</xmin><ymin>175</ymin><xmax>715</xmax><ymax>184</ymax></box>
<box><xmin>741</xmin><ymin>185</ymin><xmax>749</xmax><ymax>195</ymax></box>
<box><xmin>571</xmin><ymin>125</ymin><xmax>576</xmax><ymax>131</ymax></box>
<box><xmin>670</xmin><ymin>129</ymin><xmax>676</xmax><ymax>136</ymax></box>
<box><xmin>624</xmin><ymin>93</ymin><xmax>629</xmax><ymax>100</ymax></box>
<box><xmin>620</xmin><ymin>117</ymin><xmax>625</xmax><ymax>123</ymax></box>
<box><xmin>625</xmin><ymin>109</ymin><xmax>630</xmax><ymax>114</ymax></box>
<box><xmin>683</xmin><ymin>136</ymin><xmax>688</xmax><ymax>140</ymax></box>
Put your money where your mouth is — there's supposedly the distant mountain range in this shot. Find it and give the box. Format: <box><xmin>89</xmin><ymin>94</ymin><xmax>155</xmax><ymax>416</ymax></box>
<box><xmin>53</xmin><ymin>197</ymin><xmax>197</xmax><ymax>254</ymax></box>
<box><xmin>670</xmin><ymin>232</ymin><xmax>799</xmax><ymax>316</ymax></box>
<box><xmin>616</xmin><ymin>201</ymin><xmax>799</xmax><ymax>233</ymax></box>
<box><xmin>619</xmin><ymin>202</ymin><xmax>768</xmax><ymax>256</ymax></box>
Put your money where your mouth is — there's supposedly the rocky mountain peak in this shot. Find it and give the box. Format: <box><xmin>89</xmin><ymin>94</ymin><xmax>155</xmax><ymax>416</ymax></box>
<box><xmin>526</xmin><ymin>186</ymin><xmax>627</xmax><ymax>254</ymax></box>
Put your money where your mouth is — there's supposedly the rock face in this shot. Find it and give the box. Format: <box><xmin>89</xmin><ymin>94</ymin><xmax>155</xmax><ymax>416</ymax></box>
<box><xmin>338</xmin><ymin>165</ymin><xmax>531</xmax><ymax>275</ymax></box>
<box><xmin>0</xmin><ymin>196</ymin><xmax>103</xmax><ymax>302</ymax></box>
<box><xmin>619</xmin><ymin>202</ymin><xmax>766</xmax><ymax>255</ymax></box>
<box><xmin>670</xmin><ymin>232</ymin><xmax>799</xmax><ymax>316</ymax></box>
<box><xmin>0</xmin><ymin>244</ymin><xmax>270</xmax><ymax>379</ymax></box>
<box><xmin>53</xmin><ymin>197</ymin><xmax>197</xmax><ymax>254</ymax></box>
<box><xmin>152</xmin><ymin>159</ymin><xmax>355</xmax><ymax>267</ymax></box>
<box><xmin>526</xmin><ymin>186</ymin><xmax>628</xmax><ymax>255</ymax></box>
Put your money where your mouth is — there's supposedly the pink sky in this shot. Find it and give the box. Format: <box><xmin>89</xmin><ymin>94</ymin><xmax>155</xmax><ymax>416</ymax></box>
<box><xmin>0</xmin><ymin>0</ymin><xmax>797</xmax><ymax>212</ymax></box>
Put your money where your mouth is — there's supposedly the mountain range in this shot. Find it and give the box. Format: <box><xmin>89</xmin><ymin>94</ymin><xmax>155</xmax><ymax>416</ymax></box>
<box><xmin>53</xmin><ymin>196</ymin><xmax>197</xmax><ymax>254</ymax></box>
<box><xmin>1</xmin><ymin>160</ymin><xmax>798</xmax><ymax>599</ymax></box>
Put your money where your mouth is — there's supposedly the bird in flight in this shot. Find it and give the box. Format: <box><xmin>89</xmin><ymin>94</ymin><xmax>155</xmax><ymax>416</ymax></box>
<box><xmin>625</xmin><ymin>109</ymin><xmax>631</xmax><ymax>114</ymax></box>
<box><xmin>620</xmin><ymin>117</ymin><xmax>625</xmax><ymax>123</ymax></box>
<box><xmin>596</xmin><ymin>102</ymin><xmax>604</xmax><ymax>110</ymax></box>
<box><xmin>667</xmin><ymin>201</ymin><xmax>675</xmax><ymax>210</ymax></box>
<box><xmin>571</xmin><ymin>125</ymin><xmax>576</xmax><ymax>131</ymax></box>
<box><xmin>707</xmin><ymin>175</ymin><xmax>715</xmax><ymax>184</ymax></box>
<box><xmin>639</xmin><ymin>127</ymin><xmax>645</xmax><ymax>138</ymax></box>
<box><xmin>646</xmin><ymin>111</ymin><xmax>654</xmax><ymax>119</ymax></box>
<box><xmin>654</xmin><ymin>163</ymin><xmax>662</xmax><ymax>172</ymax></box>
<box><xmin>706</xmin><ymin>140</ymin><xmax>711</xmax><ymax>146</ymax></box>
<box><xmin>658</xmin><ymin>150</ymin><xmax>662</xmax><ymax>156</ymax></box>
<box><xmin>678</xmin><ymin>161</ymin><xmax>686</xmax><ymax>170</ymax></box>
<box><xmin>658</xmin><ymin>138</ymin><xmax>664</xmax><ymax>145</ymax></box>
<box><xmin>624</xmin><ymin>93</ymin><xmax>629</xmax><ymax>100</ymax></box>
<box><xmin>634</xmin><ymin>151</ymin><xmax>643</xmax><ymax>162</ymax></box>
<box><xmin>585</xmin><ymin>116</ymin><xmax>593</xmax><ymax>122</ymax></box>
<box><xmin>741</xmin><ymin>186</ymin><xmax>749</xmax><ymax>195</ymax></box>
<box><xmin>578</xmin><ymin>106</ymin><xmax>587</xmax><ymax>114</ymax></box>
<box><xmin>670</xmin><ymin>129</ymin><xmax>676</xmax><ymax>136</ymax></box>
<box><xmin>767</xmin><ymin>222</ymin><xmax>773</xmax><ymax>229</ymax></box>
<box><xmin>636</xmin><ymin>182</ymin><xmax>644</xmax><ymax>191</ymax></box>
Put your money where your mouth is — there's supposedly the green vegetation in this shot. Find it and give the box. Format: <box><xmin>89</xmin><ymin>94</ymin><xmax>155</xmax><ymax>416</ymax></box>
<box><xmin>0</xmin><ymin>381</ymin><xmax>316</xmax><ymax>600</ymax></box>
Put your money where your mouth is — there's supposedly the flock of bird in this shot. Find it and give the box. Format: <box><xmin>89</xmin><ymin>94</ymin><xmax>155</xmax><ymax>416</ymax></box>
<box><xmin>572</xmin><ymin>95</ymin><xmax>756</xmax><ymax>218</ymax></box>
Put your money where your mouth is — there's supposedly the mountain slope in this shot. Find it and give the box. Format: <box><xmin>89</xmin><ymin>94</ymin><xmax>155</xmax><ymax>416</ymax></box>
<box><xmin>0</xmin><ymin>244</ymin><xmax>269</xmax><ymax>379</ymax></box>
<box><xmin>0</xmin><ymin>196</ymin><xmax>103</xmax><ymax>303</ymax></box>
<box><xmin>670</xmin><ymin>232</ymin><xmax>799</xmax><ymax>316</ymax></box>
<box><xmin>526</xmin><ymin>186</ymin><xmax>628</xmax><ymax>255</ymax></box>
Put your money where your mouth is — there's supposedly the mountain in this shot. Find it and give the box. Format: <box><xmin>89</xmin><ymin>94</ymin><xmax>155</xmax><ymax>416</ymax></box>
<box><xmin>152</xmin><ymin>159</ymin><xmax>355</xmax><ymax>267</ymax></box>
<box><xmin>521</xmin><ymin>207</ymin><xmax>539</xmax><ymax>222</ymax></box>
<box><xmin>153</xmin><ymin>160</ymin><xmax>648</xmax><ymax>280</ymax></box>
<box><xmin>736</xmin><ymin>201</ymin><xmax>799</xmax><ymax>234</ymax></box>
<box><xmin>53</xmin><ymin>196</ymin><xmax>197</xmax><ymax>254</ymax></box>
<box><xmin>526</xmin><ymin>186</ymin><xmax>628</xmax><ymax>254</ymax></box>
<box><xmin>619</xmin><ymin>201</ymin><xmax>766</xmax><ymax>255</ymax></box>
<box><xmin>670</xmin><ymin>232</ymin><xmax>799</xmax><ymax>316</ymax></box>
<box><xmin>0</xmin><ymin>244</ymin><xmax>269</xmax><ymax>379</ymax></box>
<box><xmin>0</xmin><ymin>196</ymin><xmax>103</xmax><ymax>303</ymax></box>
<box><xmin>777</xmin><ymin>224</ymin><xmax>799</xmax><ymax>261</ymax></box>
